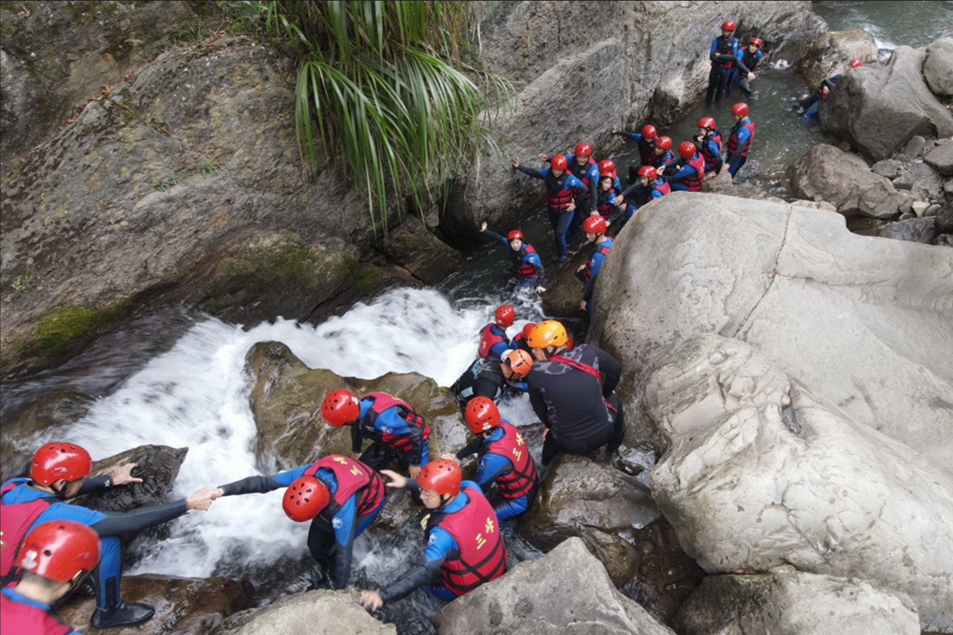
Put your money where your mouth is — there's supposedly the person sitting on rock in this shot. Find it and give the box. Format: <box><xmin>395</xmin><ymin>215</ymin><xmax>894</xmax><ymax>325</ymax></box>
<box><xmin>525</xmin><ymin>321</ymin><xmax>625</xmax><ymax>467</ymax></box>
<box><xmin>321</xmin><ymin>390</ymin><xmax>431</xmax><ymax>478</ymax></box>
<box><xmin>447</xmin><ymin>397</ymin><xmax>538</xmax><ymax>521</ymax></box>
<box><xmin>512</xmin><ymin>154</ymin><xmax>589</xmax><ymax>262</ymax></box>
<box><xmin>480</xmin><ymin>224</ymin><xmax>545</xmax><ymax>293</ymax></box>
<box><xmin>695</xmin><ymin>117</ymin><xmax>724</xmax><ymax>175</ymax></box>
<box><xmin>725</xmin><ymin>102</ymin><xmax>756</xmax><ymax>178</ymax></box>
<box><xmin>799</xmin><ymin>59</ymin><xmax>863</xmax><ymax>121</ymax></box>
<box><xmin>0</xmin><ymin>443</ymin><xmax>218</xmax><ymax>629</ymax></box>
<box><xmin>1</xmin><ymin>521</ymin><xmax>101</xmax><ymax>635</ymax></box>
<box><xmin>662</xmin><ymin>141</ymin><xmax>708</xmax><ymax>192</ymax></box>
<box><xmin>477</xmin><ymin>305</ymin><xmax>516</xmax><ymax>360</ymax></box>
<box><xmin>214</xmin><ymin>454</ymin><xmax>385</xmax><ymax>590</ymax></box>
<box><xmin>610</xmin><ymin>124</ymin><xmax>660</xmax><ymax>184</ymax></box>
<box><xmin>450</xmin><ymin>349</ymin><xmax>535</xmax><ymax>412</ymax></box>
<box><xmin>616</xmin><ymin>166</ymin><xmax>670</xmax><ymax>226</ymax></box>
<box><xmin>575</xmin><ymin>217</ymin><xmax>614</xmax><ymax>319</ymax></box>
<box><xmin>358</xmin><ymin>460</ymin><xmax>508</xmax><ymax>610</ymax></box>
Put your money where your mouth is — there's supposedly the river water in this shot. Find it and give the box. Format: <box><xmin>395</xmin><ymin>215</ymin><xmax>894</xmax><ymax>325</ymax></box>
<box><xmin>2</xmin><ymin>2</ymin><xmax>951</xmax><ymax>632</ymax></box>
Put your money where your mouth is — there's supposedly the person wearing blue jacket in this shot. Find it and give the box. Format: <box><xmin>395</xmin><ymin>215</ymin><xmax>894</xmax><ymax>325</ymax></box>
<box><xmin>513</xmin><ymin>154</ymin><xmax>589</xmax><ymax>262</ymax></box>
<box><xmin>706</xmin><ymin>20</ymin><xmax>740</xmax><ymax>107</ymax></box>
<box><xmin>731</xmin><ymin>37</ymin><xmax>764</xmax><ymax>98</ymax></box>
<box><xmin>725</xmin><ymin>102</ymin><xmax>756</xmax><ymax>178</ymax></box>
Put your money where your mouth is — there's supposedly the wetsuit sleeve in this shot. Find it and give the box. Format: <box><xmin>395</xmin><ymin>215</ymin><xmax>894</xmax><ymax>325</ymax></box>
<box><xmin>484</xmin><ymin>230</ymin><xmax>509</xmax><ymax>247</ymax></box>
<box><xmin>710</xmin><ymin>37</ymin><xmax>721</xmax><ymax>63</ymax></box>
<box><xmin>706</xmin><ymin>141</ymin><xmax>724</xmax><ymax>173</ymax></box>
<box><xmin>217</xmin><ymin>475</ymin><xmax>285</xmax><ymax>496</ymax></box>
<box><xmin>379</xmin><ymin>409</ymin><xmax>425</xmax><ymax>466</ymax></box>
<box><xmin>88</xmin><ymin>501</ymin><xmax>189</xmax><ymax>537</ymax></box>
<box><xmin>351</xmin><ymin>422</ymin><xmax>363</xmax><ymax>454</ymax></box>
<box><xmin>528</xmin><ymin>384</ymin><xmax>551</xmax><ymax>428</ymax></box>
<box><xmin>515</xmin><ymin>165</ymin><xmax>545</xmax><ymax>180</ymax></box>
<box><xmin>664</xmin><ymin>163</ymin><xmax>694</xmax><ymax>184</ymax></box>
<box><xmin>455</xmin><ymin>437</ymin><xmax>485</xmax><ymax>460</ymax></box>
<box><xmin>329</xmin><ymin>496</ymin><xmax>359</xmax><ymax>590</ymax></box>
<box><xmin>377</xmin><ymin>528</ymin><xmax>455</xmax><ymax>603</ymax></box>
<box><xmin>726</xmin><ymin>128</ymin><xmax>751</xmax><ymax>166</ymax></box>
<box><xmin>474</xmin><ymin>454</ymin><xmax>511</xmax><ymax>490</ymax></box>
<box><xmin>620</xmin><ymin>182</ymin><xmax>642</xmax><ymax>199</ymax></box>
<box><xmin>613</xmin><ymin>131</ymin><xmax>641</xmax><ymax>142</ymax></box>
<box><xmin>735</xmin><ymin>50</ymin><xmax>751</xmax><ymax>74</ymax></box>
<box><xmin>76</xmin><ymin>475</ymin><xmax>112</xmax><ymax>495</ymax></box>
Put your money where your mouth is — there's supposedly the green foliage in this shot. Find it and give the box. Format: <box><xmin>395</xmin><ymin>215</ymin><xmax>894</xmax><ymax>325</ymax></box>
<box><xmin>251</xmin><ymin>0</ymin><xmax>513</xmax><ymax>235</ymax></box>
<box><xmin>24</xmin><ymin>302</ymin><xmax>133</xmax><ymax>360</ymax></box>
<box><xmin>154</xmin><ymin>175</ymin><xmax>179</xmax><ymax>191</ymax></box>
<box><xmin>10</xmin><ymin>273</ymin><xmax>32</xmax><ymax>292</ymax></box>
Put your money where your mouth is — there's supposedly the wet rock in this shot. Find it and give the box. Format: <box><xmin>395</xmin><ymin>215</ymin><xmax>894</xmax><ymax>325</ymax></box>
<box><xmin>58</xmin><ymin>574</ymin><xmax>254</xmax><ymax>635</ymax></box>
<box><xmin>925</xmin><ymin>204</ymin><xmax>941</xmax><ymax>218</ymax></box>
<box><xmin>905</xmin><ymin>159</ymin><xmax>947</xmax><ymax>202</ymax></box>
<box><xmin>215</xmin><ymin>590</ymin><xmax>394</xmax><ymax>635</ymax></box>
<box><xmin>594</xmin><ymin>194</ymin><xmax>953</xmax><ymax>475</ymax></box>
<box><xmin>878</xmin><ymin>218</ymin><xmax>940</xmax><ymax>244</ymax></box>
<box><xmin>673</xmin><ymin>572</ymin><xmax>920</xmax><ymax>635</ymax></box>
<box><xmin>871</xmin><ymin>159</ymin><xmax>901</xmax><ymax>178</ymax></box>
<box><xmin>902</xmin><ymin>135</ymin><xmax>926</xmax><ymax>159</ymax></box>
<box><xmin>379</xmin><ymin>216</ymin><xmax>464</xmax><ymax>286</ymax></box>
<box><xmin>798</xmin><ymin>28</ymin><xmax>879</xmax><ymax>90</ymax></box>
<box><xmin>892</xmin><ymin>170</ymin><xmax>915</xmax><ymax>190</ymax></box>
<box><xmin>936</xmin><ymin>202</ymin><xmax>953</xmax><ymax>233</ymax></box>
<box><xmin>820</xmin><ymin>45</ymin><xmax>953</xmax><ymax>161</ymax></box>
<box><xmin>433</xmin><ymin>537</ymin><xmax>675</xmax><ymax>635</ymax></box>
<box><xmin>79</xmin><ymin>445</ymin><xmax>187</xmax><ymax>513</ymax></box>
<box><xmin>646</xmin><ymin>335</ymin><xmax>953</xmax><ymax>633</ymax></box>
<box><xmin>923</xmin><ymin>37</ymin><xmax>953</xmax><ymax>98</ymax></box>
<box><xmin>924</xmin><ymin>140</ymin><xmax>953</xmax><ymax>176</ymax></box>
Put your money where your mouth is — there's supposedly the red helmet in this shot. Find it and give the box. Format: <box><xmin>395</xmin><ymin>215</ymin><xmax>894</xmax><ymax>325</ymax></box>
<box><xmin>849</xmin><ymin>59</ymin><xmax>863</xmax><ymax>68</ymax></box>
<box><xmin>551</xmin><ymin>154</ymin><xmax>569</xmax><ymax>171</ymax></box>
<box><xmin>31</xmin><ymin>443</ymin><xmax>92</xmax><ymax>487</ymax></box>
<box><xmin>641</xmin><ymin>125</ymin><xmax>658</xmax><ymax>140</ymax></box>
<box><xmin>597</xmin><ymin>159</ymin><xmax>616</xmax><ymax>177</ymax></box>
<box><xmin>574</xmin><ymin>142</ymin><xmax>593</xmax><ymax>158</ymax></box>
<box><xmin>465</xmin><ymin>397</ymin><xmax>502</xmax><ymax>434</ymax></box>
<box><xmin>282</xmin><ymin>475</ymin><xmax>331</xmax><ymax>522</ymax></box>
<box><xmin>582</xmin><ymin>216</ymin><xmax>607</xmax><ymax>235</ymax></box>
<box><xmin>321</xmin><ymin>390</ymin><xmax>360</xmax><ymax>427</ymax></box>
<box><xmin>697</xmin><ymin>117</ymin><xmax>717</xmax><ymax>130</ymax></box>
<box><xmin>521</xmin><ymin>322</ymin><xmax>537</xmax><ymax>340</ymax></box>
<box><xmin>507</xmin><ymin>229</ymin><xmax>524</xmax><ymax>242</ymax></box>
<box><xmin>495</xmin><ymin>305</ymin><xmax>516</xmax><ymax>327</ymax></box>
<box><xmin>731</xmin><ymin>103</ymin><xmax>749</xmax><ymax>118</ymax></box>
<box><xmin>503</xmin><ymin>348</ymin><xmax>534</xmax><ymax>378</ymax></box>
<box><xmin>418</xmin><ymin>459</ymin><xmax>462</xmax><ymax>497</ymax></box>
<box><xmin>17</xmin><ymin>521</ymin><xmax>100</xmax><ymax>583</ymax></box>
<box><xmin>721</xmin><ymin>20</ymin><xmax>736</xmax><ymax>32</ymax></box>
<box><xmin>678</xmin><ymin>141</ymin><xmax>698</xmax><ymax>160</ymax></box>
<box><xmin>637</xmin><ymin>165</ymin><xmax>658</xmax><ymax>180</ymax></box>
<box><xmin>748</xmin><ymin>37</ymin><xmax>763</xmax><ymax>47</ymax></box>
<box><xmin>655</xmin><ymin>136</ymin><xmax>673</xmax><ymax>151</ymax></box>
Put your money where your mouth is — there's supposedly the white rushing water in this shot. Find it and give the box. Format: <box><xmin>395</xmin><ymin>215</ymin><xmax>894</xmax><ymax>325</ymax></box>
<box><xmin>64</xmin><ymin>287</ymin><xmax>542</xmax><ymax>578</ymax></box>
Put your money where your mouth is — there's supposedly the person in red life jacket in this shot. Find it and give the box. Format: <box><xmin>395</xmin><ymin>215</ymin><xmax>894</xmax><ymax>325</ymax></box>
<box><xmin>212</xmin><ymin>454</ymin><xmax>385</xmax><ymax>590</ymax></box>
<box><xmin>610</xmin><ymin>124</ymin><xmax>659</xmax><ymax>184</ymax></box>
<box><xmin>664</xmin><ymin>141</ymin><xmax>707</xmax><ymax>192</ymax></box>
<box><xmin>511</xmin><ymin>322</ymin><xmax>537</xmax><ymax>355</ymax></box>
<box><xmin>449</xmin><ymin>349</ymin><xmax>535</xmax><ymax>412</ymax></box>
<box><xmin>525</xmin><ymin>321</ymin><xmax>625</xmax><ymax>467</ymax></box>
<box><xmin>706</xmin><ymin>19</ymin><xmax>740</xmax><ymax>107</ymax></box>
<box><xmin>512</xmin><ymin>154</ymin><xmax>588</xmax><ymax>263</ymax></box>
<box><xmin>616</xmin><ymin>165</ymin><xmax>671</xmax><ymax>225</ymax></box>
<box><xmin>725</xmin><ymin>102</ymin><xmax>756</xmax><ymax>178</ymax></box>
<box><xmin>476</xmin><ymin>304</ymin><xmax>516</xmax><ymax>360</ymax></box>
<box><xmin>592</xmin><ymin>159</ymin><xmax>625</xmax><ymax>227</ymax></box>
<box><xmin>694</xmin><ymin>117</ymin><xmax>724</xmax><ymax>175</ymax></box>
<box><xmin>359</xmin><ymin>460</ymin><xmax>507</xmax><ymax>610</ymax></box>
<box><xmin>1</xmin><ymin>521</ymin><xmax>100</xmax><ymax>635</ymax></box>
<box><xmin>651</xmin><ymin>136</ymin><xmax>677</xmax><ymax>171</ymax></box>
<box><xmin>730</xmin><ymin>37</ymin><xmax>764</xmax><ymax>98</ymax></box>
<box><xmin>479</xmin><ymin>224</ymin><xmax>545</xmax><ymax>293</ymax></box>
<box><xmin>447</xmin><ymin>397</ymin><xmax>538</xmax><ymax>522</ymax></box>
<box><xmin>540</xmin><ymin>142</ymin><xmax>600</xmax><ymax>222</ymax></box>
<box><xmin>575</xmin><ymin>216</ymin><xmax>614</xmax><ymax>319</ymax></box>
<box><xmin>0</xmin><ymin>443</ymin><xmax>217</xmax><ymax>630</ymax></box>
<box><xmin>322</xmin><ymin>390</ymin><xmax>431</xmax><ymax>478</ymax></box>
<box><xmin>800</xmin><ymin>59</ymin><xmax>863</xmax><ymax>121</ymax></box>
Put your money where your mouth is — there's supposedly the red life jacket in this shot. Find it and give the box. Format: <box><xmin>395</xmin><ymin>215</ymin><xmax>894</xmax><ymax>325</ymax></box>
<box><xmin>637</xmin><ymin>137</ymin><xmax>656</xmax><ymax>166</ymax></box>
<box><xmin>654</xmin><ymin>179</ymin><xmax>671</xmax><ymax>196</ymax></box>
<box><xmin>478</xmin><ymin>324</ymin><xmax>507</xmax><ymax>359</ymax></box>
<box><xmin>359</xmin><ymin>393</ymin><xmax>430</xmax><ymax>455</ymax></box>
<box><xmin>727</xmin><ymin>120</ymin><xmax>756</xmax><ymax>158</ymax></box>
<box><xmin>700</xmin><ymin>132</ymin><xmax>723</xmax><ymax>171</ymax></box>
<box><xmin>1</xmin><ymin>480</ymin><xmax>54</xmax><ymax>582</ymax></box>
<box><xmin>596</xmin><ymin>187</ymin><xmax>622</xmax><ymax>219</ymax></box>
<box><xmin>682</xmin><ymin>153</ymin><xmax>707</xmax><ymax>192</ymax></box>
<box><xmin>481</xmin><ymin>422</ymin><xmax>537</xmax><ymax>500</ymax></box>
<box><xmin>0</xmin><ymin>592</ymin><xmax>72</xmax><ymax>635</ymax></box>
<box><xmin>712</xmin><ymin>35</ymin><xmax>738</xmax><ymax>69</ymax></box>
<box><xmin>584</xmin><ymin>240</ymin><xmax>613</xmax><ymax>282</ymax></box>
<box><xmin>544</xmin><ymin>171</ymin><xmax>576</xmax><ymax>212</ymax></box>
<box><xmin>509</xmin><ymin>244</ymin><xmax>539</xmax><ymax>280</ymax></box>
<box><xmin>569</xmin><ymin>157</ymin><xmax>596</xmax><ymax>199</ymax></box>
<box><xmin>304</xmin><ymin>455</ymin><xmax>384</xmax><ymax>517</ymax></box>
<box><xmin>426</xmin><ymin>485</ymin><xmax>508</xmax><ymax>596</ymax></box>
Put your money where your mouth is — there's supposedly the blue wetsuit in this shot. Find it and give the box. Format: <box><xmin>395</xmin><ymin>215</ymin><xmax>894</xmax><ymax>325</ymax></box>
<box><xmin>707</xmin><ymin>34</ymin><xmax>739</xmax><ymax>106</ymax></box>
<box><xmin>352</xmin><ymin>397</ymin><xmax>431</xmax><ymax>471</ymax></box>
<box><xmin>726</xmin><ymin>117</ymin><xmax>755</xmax><ymax>177</ymax></box>
<box><xmin>484</xmin><ymin>230</ymin><xmax>544</xmax><ymax>290</ymax></box>
<box><xmin>731</xmin><ymin>47</ymin><xmax>763</xmax><ymax>97</ymax></box>
<box><xmin>578</xmin><ymin>237</ymin><xmax>613</xmax><ymax>319</ymax></box>
<box><xmin>455</xmin><ymin>427</ymin><xmax>534</xmax><ymax>521</ymax></box>
<box><xmin>514</xmin><ymin>164</ymin><xmax>588</xmax><ymax>261</ymax></box>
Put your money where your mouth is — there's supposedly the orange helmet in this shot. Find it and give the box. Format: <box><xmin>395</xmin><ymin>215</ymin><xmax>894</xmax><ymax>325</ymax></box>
<box><xmin>637</xmin><ymin>165</ymin><xmax>658</xmax><ymax>180</ymax></box>
<box><xmin>321</xmin><ymin>390</ymin><xmax>360</xmax><ymax>427</ymax></box>
<box><xmin>17</xmin><ymin>521</ymin><xmax>100</xmax><ymax>583</ymax></box>
<box><xmin>31</xmin><ymin>443</ymin><xmax>92</xmax><ymax>487</ymax></box>
<box><xmin>495</xmin><ymin>305</ymin><xmax>516</xmax><ymax>328</ymax></box>
<box><xmin>418</xmin><ymin>460</ymin><xmax>462</xmax><ymax>497</ymax></box>
<box><xmin>641</xmin><ymin>124</ymin><xmax>658</xmax><ymax>140</ymax></box>
<box><xmin>282</xmin><ymin>475</ymin><xmax>330</xmax><ymax>522</ymax></box>
<box><xmin>597</xmin><ymin>159</ymin><xmax>616</xmax><ymax>178</ymax></box>
<box><xmin>528</xmin><ymin>320</ymin><xmax>568</xmax><ymax>349</ymax></box>
<box><xmin>678</xmin><ymin>141</ymin><xmax>698</xmax><ymax>160</ymax></box>
<box><xmin>465</xmin><ymin>397</ymin><xmax>502</xmax><ymax>434</ymax></box>
<box><xmin>655</xmin><ymin>136</ymin><xmax>673</xmax><ymax>151</ymax></box>
<box><xmin>583</xmin><ymin>216</ymin><xmax>608</xmax><ymax>235</ymax></box>
<box><xmin>731</xmin><ymin>103</ymin><xmax>749</xmax><ymax>118</ymax></box>
<box><xmin>503</xmin><ymin>349</ymin><xmax>534</xmax><ymax>378</ymax></box>
<box><xmin>551</xmin><ymin>154</ymin><xmax>569</xmax><ymax>171</ymax></box>
<box><xmin>697</xmin><ymin>117</ymin><xmax>717</xmax><ymax>130</ymax></box>
<box><xmin>574</xmin><ymin>142</ymin><xmax>593</xmax><ymax>158</ymax></box>
<box><xmin>507</xmin><ymin>230</ymin><xmax>524</xmax><ymax>242</ymax></box>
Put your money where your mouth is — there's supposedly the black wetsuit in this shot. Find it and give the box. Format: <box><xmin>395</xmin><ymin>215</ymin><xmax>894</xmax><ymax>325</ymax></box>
<box><xmin>450</xmin><ymin>358</ymin><xmax>508</xmax><ymax>410</ymax></box>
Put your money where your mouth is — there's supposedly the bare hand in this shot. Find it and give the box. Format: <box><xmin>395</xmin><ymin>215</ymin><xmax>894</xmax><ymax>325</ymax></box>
<box><xmin>213</xmin><ymin>488</ymin><xmax>224</xmax><ymax>498</ymax></box>
<box><xmin>186</xmin><ymin>487</ymin><xmax>218</xmax><ymax>511</ymax></box>
<box><xmin>481</xmin><ymin>221</ymin><xmax>487</xmax><ymax>232</ymax></box>
<box><xmin>512</xmin><ymin>156</ymin><xmax>520</xmax><ymax>169</ymax></box>
<box><xmin>351</xmin><ymin>452</ymin><xmax>363</xmax><ymax>461</ymax></box>
<box><xmin>360</xmin><ymin>590</ymin><xmax>384</xmax><ymax>611</ymax></box>
<box><xmin>382</xmin><ymin>469</ymin><xmax>407</xmax><ymax>489</ymax></box>
<box><xmin>535</xmin><ymin>286</ymin><xmax>547</xmax><ymax>294</ymax></box>
<box><xmin>748</xmin><ymin>72</ymin><xmax>756</xmax><ymax>81</ymax></box>
<box><xmin>538</xmin><ymin>153</ymin><xmax>548</xmax><ymax>162</ymax></box>
<box><xmin>611</xmin><ymin>124</ymin><xmax>619</xmax><ymax>134</ymax></box>
<box><xmin>613</xmin><ymin>195</ymin><xmax>624</xmax><ymax>206</ymax></box>
<box><xmin>440</xmin><ymin>454</ymin><xmax>461</xmax><ymax>465</ymax></box>
<box><xmin>580</xmin><ymin>300</ymin><xmax>588</xmax><ymax>311</ymax></box>
<box><xmin>576</xmin><ymin>264</ymin><xmax>586</xmax><ymax>272</ymax></box>
<box><xmin>110</xmin><ymin>463</ymin><xmax>143</xmax><ymax>487</ymax></box>
<box><xmin>567</xmin><ymin>200</ymin><xmax>576</xmax><ymax>212</ymax></box>
<box><xmin>408</xmin><ymin>465</ymin><xmax>422</xmax><ymax>479</ymax></box>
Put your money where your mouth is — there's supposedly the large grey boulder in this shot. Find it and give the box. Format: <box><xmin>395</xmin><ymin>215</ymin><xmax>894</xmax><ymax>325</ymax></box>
<box><xmin>673</xmin><ymin>572</ymin><xmax>920</xmax><ymax>635</ymax></box>
<box><xmin>789</xmin><ymin>144</ymin><xmax>910</xmax><ymax>219</ymax></box>
<box><xmin>925</xmin><ymin>139</ymin><xmax>953</xmax><ymax>176</ymax></box>
<box><xmin>433</xmin><ymin>537</ymin><xmax>675</xmax><ymax>635</ymax></box>
<box><xmin>923</xmin><ymin>37</ymin><xmax>953</xmax><ymax>98</ymax></box>
<box><xmin>798</xmin><ymin>28</ymin><xmax>879</xmax><ymax>90</ymax></box>
<box><xmin>877</xmin><ymin>217</ymin><xmax>940</xmax><ymax>244</ymax></box>
<box><xmin>215</xmin><ymin>590</ymin><xmax>395</xmax><ymax>635</ymax></box>
<box><xmin>593</xmin><ymin>194</ymin><xmax>953</xmax><ymax>470</ymax></box>
<box><xmin>646</xmin><ymin>334</ymin><xmax>953</xmax><ymax>632</ymax></box>
<box><xmin>820</xmin><ymin>46</ymin><xmax>953</xmax><ymax>161</ymax></box>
